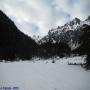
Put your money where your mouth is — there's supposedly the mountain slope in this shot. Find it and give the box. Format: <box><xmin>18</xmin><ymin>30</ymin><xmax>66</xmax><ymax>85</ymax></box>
<box><xmin>39</xmin><ymin>16</ymin><xmax>90</xmax><ymax>50</ymax></box>
<box><xmin>0</xmin><ymin>10</ymin><xmax>38</xmax><ymax>60</ymax></box>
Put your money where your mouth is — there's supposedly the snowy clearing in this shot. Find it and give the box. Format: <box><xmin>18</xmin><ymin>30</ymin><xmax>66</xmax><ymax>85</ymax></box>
<box><xmin>0</xmin><ymin>56</ymin><xmax>90</xmax><ymax>90</ymax></box>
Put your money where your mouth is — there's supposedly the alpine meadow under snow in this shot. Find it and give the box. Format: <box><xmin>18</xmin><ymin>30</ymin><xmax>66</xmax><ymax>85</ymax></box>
<box><xmin>0</xmin><ymin>56</ymin><xmax>90</xmax><ymax>90</ymax></box>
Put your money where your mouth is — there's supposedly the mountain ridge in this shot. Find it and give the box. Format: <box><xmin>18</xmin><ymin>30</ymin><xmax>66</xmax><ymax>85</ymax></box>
<box><xmin>38</xmin><ymin>16</ymin><xmax>90</xmax><ymax>50</ymax></box>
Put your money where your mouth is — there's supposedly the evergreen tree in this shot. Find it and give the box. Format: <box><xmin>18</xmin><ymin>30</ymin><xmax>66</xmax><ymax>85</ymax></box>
<box><xmin>80</xmin><ymin>25</ymin><xmax>90</xmax><ymax>69</ymax></box>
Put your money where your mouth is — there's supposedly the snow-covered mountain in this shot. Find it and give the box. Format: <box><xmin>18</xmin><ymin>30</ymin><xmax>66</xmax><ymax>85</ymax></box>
<box><xmin>32</xmin><ymin>35</ymin><xmax>42</xmax><ymax>43</ymax></box>
<box><xmin>39</xmin><ymin>16</ymin><xmax>90</xmax><ymax>50</ymax></box>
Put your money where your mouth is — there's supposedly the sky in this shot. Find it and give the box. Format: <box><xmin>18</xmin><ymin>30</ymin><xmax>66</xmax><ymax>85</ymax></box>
<box><xmin>0</xmin><ymin>0</ymin><xmax>90</xmax><ymax>37</ymax></box>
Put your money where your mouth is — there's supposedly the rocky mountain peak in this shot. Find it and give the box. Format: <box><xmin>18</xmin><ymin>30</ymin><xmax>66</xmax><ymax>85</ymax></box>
<box><xmin>85</xmin><ymin>16</ymin><xmax>90</xmax><ymax>21</ymax></box>
<box><xmin>73</xmin><ymin>17</ymin><xmax>81</xmax><ymax>24</ymax></box>
<box><xmin>66</xmin><ymin>17</ymin><xmax>81</xmax><ymax>26</ymax></box>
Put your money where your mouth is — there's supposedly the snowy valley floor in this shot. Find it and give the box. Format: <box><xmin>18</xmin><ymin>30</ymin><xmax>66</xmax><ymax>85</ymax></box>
<box><xmin>0</xmin><ymin>56</ymin><xmax>90</xmax><ymax>90</ymax></box>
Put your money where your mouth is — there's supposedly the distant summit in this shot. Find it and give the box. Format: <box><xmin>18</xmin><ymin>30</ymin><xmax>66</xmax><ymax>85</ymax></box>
<box><xmin>66</xmin><ymin>17</ymin><xmax>81</xmax><ymax>26</ymax></box>
<box><xmin>85</xmin><ymin>16</ymin><xmax>90</xmax><ymax>21</ymax></box>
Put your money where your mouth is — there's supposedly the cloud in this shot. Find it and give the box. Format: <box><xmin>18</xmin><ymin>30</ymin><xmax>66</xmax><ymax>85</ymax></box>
<box><xmin>54</xmin><ymin>0</ymin><xmax>90</xmax><ymax>19</ymax></box>
<box><xmin>0</xmin><ymin>0</ymin><xmax>90</xmax><ymax>37</ymax></box>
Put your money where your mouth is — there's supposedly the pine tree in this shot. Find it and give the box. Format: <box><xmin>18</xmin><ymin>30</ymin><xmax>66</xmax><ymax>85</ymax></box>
<box><xmin>80</xmin><ymin>25</ymin><xmax>90</xmax><ymax>69</ymax></box>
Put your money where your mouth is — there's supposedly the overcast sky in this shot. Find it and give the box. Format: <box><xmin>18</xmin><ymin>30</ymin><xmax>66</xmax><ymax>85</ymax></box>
<box><xmin>0</xmin><ymin>0</ymin><xmax>90</xmax><ymax>37</ymax></box>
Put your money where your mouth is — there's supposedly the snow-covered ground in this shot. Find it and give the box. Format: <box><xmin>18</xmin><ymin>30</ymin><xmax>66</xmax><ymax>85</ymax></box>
<box><xmin>0</xmin><ymin>56</ymin><xmax>90</xmax><ymax>90</ymax></box>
